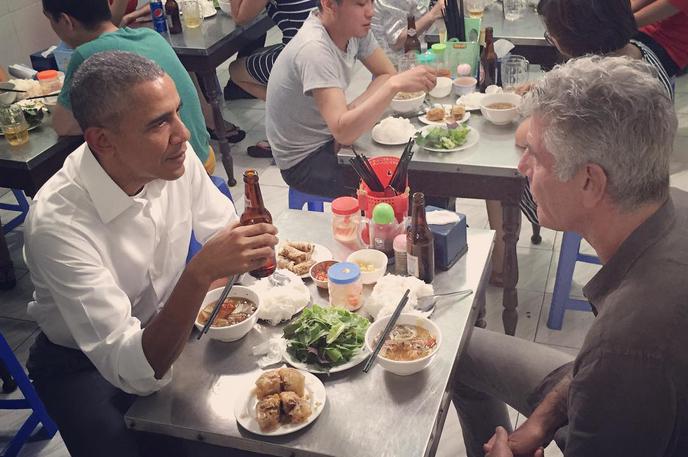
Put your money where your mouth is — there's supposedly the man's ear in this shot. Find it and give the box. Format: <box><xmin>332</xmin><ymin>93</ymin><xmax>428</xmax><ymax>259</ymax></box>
<box><xmin>58</xmin><ymin>12</ymin><xmax>77</xmax><ymax>31</ymax></box>
<box><xmin>320</xmin><ymin>0</ymin><xmax>337</xmax><ymax>14</ymax></box>
<box><xmin>84</xmin><ymin>126</ymin><xmax>117</xmax><ymax>160</ymax></box>
<box><xmin>581</xmin><ymin>163</ymin><xmax>607</xmax><ymax>209</ymax></box>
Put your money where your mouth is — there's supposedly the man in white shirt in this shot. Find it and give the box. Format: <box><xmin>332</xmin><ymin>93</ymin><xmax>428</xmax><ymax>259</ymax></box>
<box><xmin>24</xmin><ymin>51</ymin><xmax>278</xmax><ymax>457</ymax></box>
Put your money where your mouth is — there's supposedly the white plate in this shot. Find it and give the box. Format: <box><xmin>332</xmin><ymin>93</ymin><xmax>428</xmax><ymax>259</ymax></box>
<box><xmin>234</xmin><ymin>369</ymin><xmax>326</xmax><ymax>436</ymax></box>
<box><xmin>419</xmin><ymin>125</ymin><xmax>480</xmax><ymax>153</ymax></box>
<box><xmin>282</xmin><ymin>345</ymin><xmax>370</xmax><ymax>373</ymax></box>
<box><xmin>371</xmin><ymin>123</ymin><xmax>417</xmax><ymax>146</ymax></box>
<box><xmin>418</xmin><ymin>106</ymin><xmax>471</xmax><ymax>126</ymax></box>
<box><xmin>456</xmin><ymin>92</ymin><xmax>486</xmax><ymax>111</ymax></box>
<box><xmin>277</xmin><ymin>243</ymin><xmax>333</xmax><ymax>279</ymax></box>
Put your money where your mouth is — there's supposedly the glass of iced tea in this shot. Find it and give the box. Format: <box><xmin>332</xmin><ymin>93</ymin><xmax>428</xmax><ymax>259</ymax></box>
<box><xmin>181</xmin><ymin>0</ymin><xmax>203</xmax><ymax>28</ymax></box>
<box><xmin>0</xmin><ymin>105</ymin><xmax>29</xmax><ymax>146</ymax></box>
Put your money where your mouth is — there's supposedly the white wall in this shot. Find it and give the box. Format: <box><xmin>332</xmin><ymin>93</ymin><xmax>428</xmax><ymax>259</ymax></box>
<box><xmin>0</xmin><ymin>0</ymin><xmax>59</xmax><ymax>72</ymax></box>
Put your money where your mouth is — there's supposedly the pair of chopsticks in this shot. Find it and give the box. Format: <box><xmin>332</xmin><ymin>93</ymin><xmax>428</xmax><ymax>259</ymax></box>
<box><xmin>363</xmin><ymin>289</ymin><xmax>411</xmax><ymax>373</ymax></box>
<box><xmin>350</xmin><ymin>146</ymin><xmax>385</xmax><ymax>192</ymax></box>
<box><xmin>197</xmin><ymin>275</ymin><xmax>237</xmax><ymax>340</ymax></box>
<box><xmin>389</xmin><ymin>138</ymin><xmax>415</xmax><ymax>194</ymax></box>
<box><xmin>0</xmin><ymin>88</ymin><xmax>26</xmax><ymax>94</ymax></box>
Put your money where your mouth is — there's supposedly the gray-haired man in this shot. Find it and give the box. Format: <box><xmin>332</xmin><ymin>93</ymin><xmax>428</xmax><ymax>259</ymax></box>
<box><xmin>24</xmin><ymin>51</ymin><xmax>278</xmax><ymax>457</ymax></box>
<box><xmin>453</xmin><ymin>56</ymin><xmax>688</xmax><ymax>457</ymax></box>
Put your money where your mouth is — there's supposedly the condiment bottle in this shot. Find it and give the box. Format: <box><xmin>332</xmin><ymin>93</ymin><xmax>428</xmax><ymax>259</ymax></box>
<box><xmin>407</xmin><ymin>192</ymin><xmax>435</xmax><ymax>283</ymax></box>
<box><xmin>36</xmin><ymin>70</ymin><xmax>61</xmax><ymax>95</ymax></box>
<box><xmin>369</xmin><ymin>203</ymin><xmax>396</xmax><ymax>264</ymax></box>
<box><xmin>165</xmin><ymin>0</ymin><xmax>182</xmax><ymax>34</ymax></box>
<box><xmin>331</xmin><ymin>196</ymin><xmax>360</xmax><ymax>248</ymax></box>
<box><xmin>240</xmin><ymin>169</ymin><xmax>276</xmax><ymax>278</ymax></box>
<box><xmin>479</xmin><ymin>27</ymin><xmax>497</xmax><ymax>93</ymax></box>
<box><xmin>327</xmin><ymin>262</ymin><xmax>363</xmax><ymax>311</ymax></box>
<box><xmin>404</xmin><ymin>15</ymin><xmax>422</xmax><ymax>56</ymax></box>
<box><xmin>393</xmin><ymin>234</ymin><xmax>407</xmax><ymax>275</ymax></box>
<box><xmin>431</xmin><ymin>43</ymin><xmax>450</xmax><ymax>78</ymax></box>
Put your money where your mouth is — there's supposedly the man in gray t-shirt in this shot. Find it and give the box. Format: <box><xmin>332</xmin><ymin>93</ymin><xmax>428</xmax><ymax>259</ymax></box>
<box><xmin>265</xmin><ymin>0</ymin><xmax>436</xmax><ymax>198</ymax></box>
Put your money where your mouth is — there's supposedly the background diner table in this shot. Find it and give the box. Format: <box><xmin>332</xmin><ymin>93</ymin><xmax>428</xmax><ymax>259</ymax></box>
<box><xmin>125</xmin><ymin>209</ymin><xmax>494</xmax><ymax>457</ymax></box>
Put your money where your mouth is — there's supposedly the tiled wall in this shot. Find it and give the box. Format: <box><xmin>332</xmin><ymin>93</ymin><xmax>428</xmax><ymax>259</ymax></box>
<box><xmin>0</xmin><ymin>0</ymin><xmax>59</xmax><ymax>71</ymax></box>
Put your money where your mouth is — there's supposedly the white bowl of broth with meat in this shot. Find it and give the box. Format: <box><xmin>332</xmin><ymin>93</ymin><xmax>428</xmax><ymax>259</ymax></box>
<box><xmin>195</xmin><ymin>286</ymin><xmax>260</xmax><ymax>342</ymax></box>
<box><xmin>390</xmin><ymin>90</ymin><xmax>426</xmax><ymax>114</ymax></box>
<box><xmin>365</xmin><ymin>314</ymin><xmax>442</xmax><ymax>376</ymax></box>
<box><xmin>479</xmin><ymin>93</ymin><xmax>522</xmax><ymax>125</ymax></box>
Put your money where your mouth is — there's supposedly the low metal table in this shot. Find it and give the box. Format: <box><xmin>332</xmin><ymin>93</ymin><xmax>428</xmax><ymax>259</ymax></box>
<box><xmin>125</xmin><ymin>210</ymin><xmax>494</xmax><ymax>457</ymax></box>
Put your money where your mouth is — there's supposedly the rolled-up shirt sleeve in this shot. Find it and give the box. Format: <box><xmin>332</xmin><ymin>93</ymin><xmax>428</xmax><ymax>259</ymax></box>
<box><xmin>564</xmin><ymin>352</ymin><xmax>676</xmax><ymax>456</ymax></box>
<box><xmin>27</xmin><ymin>230</ymin><xmax>171</xmax><ymax>395</ymax></box>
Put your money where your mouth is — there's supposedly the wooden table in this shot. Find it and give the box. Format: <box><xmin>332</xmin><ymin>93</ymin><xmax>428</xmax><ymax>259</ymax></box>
<box><xmin>159</xmin><ymin>13</ymin><xmax>275</xmax><ymax>186</ymax></box>
<box><xmin>125</xmin><ymin>210</ymin><xmax>494</xmax><ymax>457</ymax></box>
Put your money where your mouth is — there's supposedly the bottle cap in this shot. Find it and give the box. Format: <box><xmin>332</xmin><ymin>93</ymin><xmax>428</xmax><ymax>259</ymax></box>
<box><xmin>393</xmin><ymin>233</ymin><xmax>407</xmax><ymax>252</ymax></box>
<box><xmin>36</xmin><ymin>70</ymin><xmax>58</xmax><ymax>80</ymax></box>
<box><xmin>332</xmin><ymin>196</ymin><xmax>359</xmax><ymax>216</ymax></box>
<box><xmin>372</xmin><ymin>203</ymin><xmax>395</xmax><ymax>224</ymax></box>
<box><xmin>328</xmin><ymin>262</ymin><xmax>361</xmax><ymax>284</ymax></box>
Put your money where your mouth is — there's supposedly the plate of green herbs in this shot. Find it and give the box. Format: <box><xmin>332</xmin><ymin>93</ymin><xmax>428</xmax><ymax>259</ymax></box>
<box><xmin>415</xmin><ymin>124</ymin><xmax>479</xmax><ymax>152</ymax></box>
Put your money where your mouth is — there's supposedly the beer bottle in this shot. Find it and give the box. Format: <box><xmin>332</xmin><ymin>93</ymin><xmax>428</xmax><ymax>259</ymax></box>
<box><xmin>479</xmin><ymin>27</ymin><xmax>497</xmax><ymax>92</ymax></box>
<box><xmin>404</xmin><ymin>15</ymin><xmax>422</xmax><ymax>56</ymax></box>
<box><xmin>165</xmin><ymin>0</ymin><xmax>182</xmax><ymax>34</ymax></box>
<box><xmin>407</xmin><ymin>192</ymin><xmax>435</xmax><ymax>283</ymax></box>
<box><xmin>240</xmin><ymin>170</ymin><xmax>276</xmax><ymax>278</ymax></box>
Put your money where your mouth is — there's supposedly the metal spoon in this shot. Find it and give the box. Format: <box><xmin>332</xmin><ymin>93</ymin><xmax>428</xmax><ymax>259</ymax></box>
<box><xmin>414</xmin><ymin>289</ymin><xmax>473</xmax><ymax>312</ymax></box>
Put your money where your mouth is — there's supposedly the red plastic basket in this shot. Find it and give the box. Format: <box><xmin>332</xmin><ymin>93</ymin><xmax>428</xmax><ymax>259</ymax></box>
<box><xmin>356</xmin><ymin>156</ymin><xmax>409</xmax><ymax>223</ymax></box>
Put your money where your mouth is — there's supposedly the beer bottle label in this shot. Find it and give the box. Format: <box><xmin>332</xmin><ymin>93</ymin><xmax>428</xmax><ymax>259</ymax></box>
<box><xmin>407</xmin><ymin>253</ymin><xmax>419</xmax><ymax>278</ymax></box>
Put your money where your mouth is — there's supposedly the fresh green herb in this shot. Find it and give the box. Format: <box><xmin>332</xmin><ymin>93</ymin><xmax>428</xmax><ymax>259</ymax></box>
<box><xmin>415</xmin><ymin>124</ymin><xmax>470</xmax><ymax>150</ymax></box>
<box><xmin>283</xmin><ymin>304</ymin><xmax>370</xmax><ymax>367</ymax></box>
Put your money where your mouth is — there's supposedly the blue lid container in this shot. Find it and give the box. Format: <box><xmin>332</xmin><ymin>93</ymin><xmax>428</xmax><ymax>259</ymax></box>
<box><xmin>327</xmin><ymin>262</ymin><xmax>361</xmax><ymax>285</ymax></box>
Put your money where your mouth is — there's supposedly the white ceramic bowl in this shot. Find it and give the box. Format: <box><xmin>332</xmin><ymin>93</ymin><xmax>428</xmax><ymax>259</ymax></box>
<box><xmin>195</xmin><ymin>286</ymin><xmax>260</xmax><ymax>342</ymax></box>
<box><xmin>309</xmin><ymin>260</ymin><xmax>339</xmax><ymax>289</ymax></box>
<box><xmin>0</xmin><ymin>83</ymin><xmax>17</xmax><ymax>105</ymax></box>
<box><xmin>452</xmin><ymin>76</ymin><xmax>477</xmax><ymax>96</ymax></box>
<box><xmin>390</xmin><ymin>91</ymin><xmax>426</xmax><ymax>114</ymax></box>
<box><xmin>365</xmin><ymin>313</ymin><xmax>442</xmax><ymax>376</ymax></box>
<box><xmin>429</xmin><ymin>77</ymin><xmax>452</xmax><ymax>98</ymax></box>
<box><xmin>479</xmin><ymin>92</ymin><xmax>522</xmax><ymax>125</ymax></box>
<box><xmin>217</xmin><ymin>0</ymin><xmax>231</xmax><ymax>15</ymax></box>
<box><xmin>346</xmin><ymin>249</ymin><xmax>387</xmax><ymax>285</ymax></box>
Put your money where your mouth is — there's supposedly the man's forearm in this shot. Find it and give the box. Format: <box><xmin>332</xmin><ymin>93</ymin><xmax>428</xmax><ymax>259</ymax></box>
<box><xmin>348</xmin><ymin>74</ymin><xmax>392</xmax><ymax>110</ymax></box>
<box><xmin>141</xmin><ymin>262</ymin><xmax>212</xmax><ymax>378</ymax></box>
<box><xmin>634</xmin><ymin>0</ymin><xmax>680</xmax><ymax>27</ymax></box>
<box><xmin>334</xmin><ymin>78</ymin><xmax>398</xmax><ymax>145</ymax></box>
<box><xmin>528</xmin><ymin>375</ymin><xmax>571</xmax><ymax>435</ymax></box>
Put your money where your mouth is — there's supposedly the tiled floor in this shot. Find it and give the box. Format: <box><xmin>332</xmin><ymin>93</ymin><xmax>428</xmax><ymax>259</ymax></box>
<box><xmin>1</xmin><ymin>30</ymin><xmax>687</xmax><ymax>455</ymax></box>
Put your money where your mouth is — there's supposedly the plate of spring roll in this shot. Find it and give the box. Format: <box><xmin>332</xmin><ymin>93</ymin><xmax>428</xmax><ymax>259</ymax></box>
<box><xmin>276</xmin><ymin>241</ymin><xmax>333</xmax><ymax>278</ymax></box>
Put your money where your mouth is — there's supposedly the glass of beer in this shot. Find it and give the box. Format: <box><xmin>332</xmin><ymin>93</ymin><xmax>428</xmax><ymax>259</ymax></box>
<box><xmin>0</xmin><ymin>105</ymin><xmax>29</xmax><ymax>146</ymax></box>
<box><xmin>181</xmin><ymin>0</ymin><xmax>203</xmax><ymax>28</ymax></box>
<box><xmin>466</xmin><ymin>0</ymin><xmax>484</xmax><ymax>18</ymax></box>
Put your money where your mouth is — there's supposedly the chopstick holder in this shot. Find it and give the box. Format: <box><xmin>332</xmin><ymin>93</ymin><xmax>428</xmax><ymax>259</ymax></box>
<box><xmin>197</xmin><ymin>275</ymin><xmax>237</xmax><ymax>339</ymax></box>
<box><xmin>362</xmin><ymin>289</ymin><xmax>411</xmax><ymax>373</ymax></box>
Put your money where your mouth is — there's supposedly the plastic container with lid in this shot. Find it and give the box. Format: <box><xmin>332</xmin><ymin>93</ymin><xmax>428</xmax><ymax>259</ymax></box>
<box><xmin>369</xmin><ymin>203</ymin><xmax>397</xmax><ymax>263</ymax></box>
<box><xmin>36</xmin><ymin>70</ymin><xmax>61</xmax><ymax>95</ymax></box>
<box><xmin>327</xmin><ymin>262</ymin><xmax>363</xmax><ymax>311</ymax></box>
<box><xmin>393</xmin><ymin>234</ymin><xmax>408</xmax><ymax>275</ymax></box>
<box><xmin>332</xmin><ymin>196</ymin><xmax>360</xmax><ymax>248</ymax></box>
<box><xmin>431</xmin><ymin>43</ymin><xmax>450</xmax><ymax>77</ymax></box>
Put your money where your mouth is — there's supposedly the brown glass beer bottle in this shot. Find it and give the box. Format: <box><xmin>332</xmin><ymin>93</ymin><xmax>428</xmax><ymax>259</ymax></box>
<box><xmin>407</xmin><ymin>192</ymin><xmax>435</xmax><ymax>283</ymax></box>
<box><xmin>240</xmin><ymin>169</ymin><xmax>276</xmax><ymax>278</ymax></box>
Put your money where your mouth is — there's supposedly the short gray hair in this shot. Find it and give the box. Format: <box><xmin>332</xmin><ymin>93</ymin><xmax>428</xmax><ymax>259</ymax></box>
<box><xmin>522</xmin><ymin>55</ymin><xmax>676</xmax><ymax>210</ymax></box>
<box><xmin>70</xmin><ymin>51</ymin><xmax>165</xmax><ymax>130</ymax></box>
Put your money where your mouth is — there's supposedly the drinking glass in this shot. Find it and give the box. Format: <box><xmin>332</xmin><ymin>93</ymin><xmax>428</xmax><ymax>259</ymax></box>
<box><xmin>466</xmin><ymin>0</ymin><xmax>484</xmax><ymax>18</ymax></box>
<box><xmin>181</xmin><ymin>0</ymin><xmax>203</xmax><ymax>28</ymax></box>
<box><xmin>0</xmin><ymin>104</ymin><xmax>29</xmax><ymax>146</ymax></box>
<box><xmin>503</xmin><ymin>0</ymin><xmax>523</xmax><ymax>21</ymax></box>
<box><xmin>501</xmin><ymin>55</ymin><xmax>529</xmax><ymax>92</ymax></box>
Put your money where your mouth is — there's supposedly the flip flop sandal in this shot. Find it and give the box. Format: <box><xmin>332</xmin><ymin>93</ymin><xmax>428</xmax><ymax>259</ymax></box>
<box><xmin>247</xmin><ymin>141</ymin><xmax>273</xmax><ymax>158</ymax></box>
<box><xmin>207</xmin><ymin>125</ymin><xmax>246</xmax><ymax>143</ymax></box>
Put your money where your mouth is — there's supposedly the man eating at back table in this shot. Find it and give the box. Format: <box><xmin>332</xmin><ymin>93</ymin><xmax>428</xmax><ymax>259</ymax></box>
<box><xmin>265</xmin><ymin>0</ymin><xmax>437</xmax><ymax>198</ymax></box>
<box><xmin>23</xmin><ymin>51</ymin><xmax>278</xmax><ymax>457</ymax></box>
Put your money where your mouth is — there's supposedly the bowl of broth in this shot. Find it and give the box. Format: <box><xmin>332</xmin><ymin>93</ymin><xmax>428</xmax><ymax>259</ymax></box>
<box><xmin>195</xmin><ymin>286</ymin><xmax>260</xmax><ymax>341</ymax></box>
<box><xmin>365</xmin><ymin>313</ymin><xmax>441</xmax><ymax>375</ymax></box>
<box><xmin>390</xmin><ymin>91</ymin><xmax>426</xmax><ymax>114</ymax></box>
<box><xmin>479</xmin><ymin>93</ymin><xmax>522</xmax><ymax>125</ymax></box>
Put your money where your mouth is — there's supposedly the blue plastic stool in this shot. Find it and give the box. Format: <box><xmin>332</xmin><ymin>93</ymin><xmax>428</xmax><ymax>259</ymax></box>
<box><xmin>186</xmin><ymin>176</ymin><xmax>235</xmax><ymax>263</ymax></box>
<box><xmin>547</xmin><ymin>232</ymin><xmax>600</xmax><ymax>330</ymax></box>
<box><xmin>1</xmin><ymin>190</ymin><xmax>30</xmax><ymax>234</ymax></box>
<box><xmin>288</xmin><ymin>188</ymin><xmax>333</xmax><ymax>212</ymax></box>
<box><xmin>0</xmin><ymin>333</ymin><xmax>57</xmax><ymax>457</ymax></box>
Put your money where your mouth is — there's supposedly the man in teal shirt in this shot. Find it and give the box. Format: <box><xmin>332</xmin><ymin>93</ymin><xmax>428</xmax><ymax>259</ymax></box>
<box><xmin>44</xmin><ymin>0</ymin><xmax>213</xmax><ymax>169</ymax></box>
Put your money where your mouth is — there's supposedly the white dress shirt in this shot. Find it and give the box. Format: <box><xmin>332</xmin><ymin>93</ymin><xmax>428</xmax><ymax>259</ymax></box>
<box><xmin>25</xmin><ymin>142</ymin><xmax>237</xmax><ymax>395</ymax></box>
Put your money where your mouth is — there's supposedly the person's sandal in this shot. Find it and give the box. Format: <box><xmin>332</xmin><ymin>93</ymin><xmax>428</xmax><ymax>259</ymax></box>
<box><xmin>207</xmin><ymin>121</ymin><xmax>246</xmax><ymax>144</ymax></box>
<box><xmin>247</xmin><ymin>141</ymin><xmax>273</xmax><ymax>158</ymax></box>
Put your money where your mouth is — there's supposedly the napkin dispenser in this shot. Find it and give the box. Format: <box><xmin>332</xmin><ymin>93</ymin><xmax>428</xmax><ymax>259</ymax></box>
<box><xmin>426</xmin><ymin>206</ymin><xmax>468</xmax><ymax>270</ymax></box>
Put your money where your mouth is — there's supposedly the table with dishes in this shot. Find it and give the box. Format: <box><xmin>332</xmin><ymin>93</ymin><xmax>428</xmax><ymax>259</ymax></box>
<box><xmin>150</xmin><ymin>11</ymin><xmax>275</xmax><ymax>186</ymax></box>
<box><xmin>125</xmin><ymin>209</ymin><xmax>494</xmax><ymax>457</ymax></box>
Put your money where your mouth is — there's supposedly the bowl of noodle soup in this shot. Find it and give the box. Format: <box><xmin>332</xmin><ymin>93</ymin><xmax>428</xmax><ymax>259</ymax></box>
<box><xmin>195</xmin><ymin>286</ymin><xmax>261</xmax><ymax>341</ymax></box>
